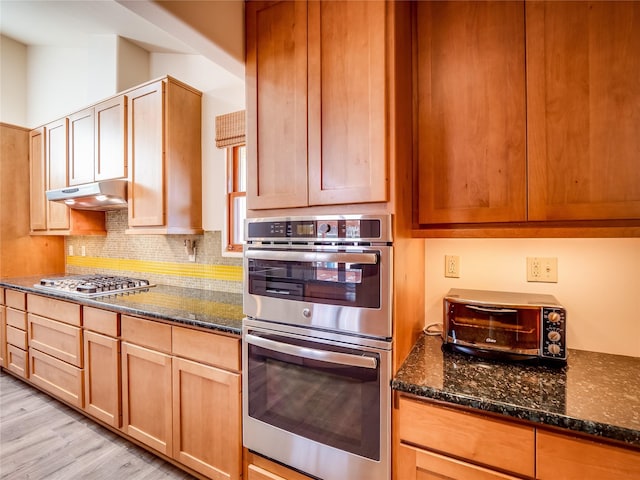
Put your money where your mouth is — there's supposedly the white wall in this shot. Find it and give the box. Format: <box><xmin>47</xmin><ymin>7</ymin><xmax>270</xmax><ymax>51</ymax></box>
<box><xmin>424</xmin><ymin>238</ymin><xmax>640</xmax><ymax>357</ymax></box>
<box><xmin>0</xmin><ymin>35</ymin><xmax>28</xmax><ymax>126</ymax></box>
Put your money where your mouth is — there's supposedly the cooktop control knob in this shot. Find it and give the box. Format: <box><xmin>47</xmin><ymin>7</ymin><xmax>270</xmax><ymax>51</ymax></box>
<box><xmin>302</xmin><ymin>308</ymin><xmax>312</xmax><ymax>318</ymax></box>
<box><xmin>548</xmin><ymin>343</ymin><xmax>561</xmax><ymax>355</ymax></box>
<box><xmin>318</xmin><ymin>223</ymin><xmax>331</xmax><ymax>235</ymax></box>
<box><xmin>548</xmin><ymin>311</ymin><xmax>561</xmax><ymax>323</ymax></box>
<box><xmin>547</xmin><ymin>331</ymin><xmax>562</xmax><ymax>342</ymax></box>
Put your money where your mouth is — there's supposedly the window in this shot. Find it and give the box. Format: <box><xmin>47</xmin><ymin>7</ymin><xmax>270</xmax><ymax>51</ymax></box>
<box><xmin>226</xmin><ymin>144</ymin><xmax>246</xmax><ymax>252</ymax></box>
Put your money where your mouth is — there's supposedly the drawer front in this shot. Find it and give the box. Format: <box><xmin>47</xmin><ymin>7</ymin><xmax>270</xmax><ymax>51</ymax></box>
<box><xmin>83</xmin><ymin>306</ymin><xmax>119</xmax><ymax>337</ymax></box>
<box><xmin>0</xmin><ymin>287</ymin><xmax>4</xmax><ymax>305</ymax></box>
<box><xmin>28</xmin><ymin>313</ymin><xmax>83</xmax><ymax>367</ymax></box>
<box><xmin>398</xmin><ymin>443</ymin><xmax>522</xmax><ymax>480</ymax></box>
<box><xmin>121</xmin><ymin>315</ymin><xmax>171</xmax><ymax>353</ymax></box>
<box><xmin>6</xmin><ymin>344</ymin><xmax>28</xmax><ymax>378</ymax></box>
<box><xmin>398</xmin><ymin>396</ymin><xmax>535</xmax><ymax>477</ymax></box>
<box><xmin>537</xmin><ymin>431</ymin><xmax>640</xmax><ymax>480</ymax></box>
<box><xmin>172</xmin><ymin>326</ymin><xmax>240</xmax><ymax>371</ymax></box>
<box><xmin>5</xmin><ymin>290</ymin><xmax>26</xmax><ymax>310</ymax></box>
<box><xmin>27</xmin><ymin>294</ymin><xmax>81</xmax><ymax>326</ymax></box>
<box><xmin>6</xmin><ymin>325</ymin><xmax>28</xmax><ymax>349</ymax></box>
<box><xmin>29</xmin><ymin>348</ymin><xmax>84</xmax><ymax>408</ymax></box>
<box><xmin>6</xmin><ymin>307</ymin><xmax>27</xmax><ymax>329</ymax></box>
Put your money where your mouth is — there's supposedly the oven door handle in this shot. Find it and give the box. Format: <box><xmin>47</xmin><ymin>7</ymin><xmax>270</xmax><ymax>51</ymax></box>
<box><xmin>245</xmin><ymin>250</ymin><xmax>378</xmax><ymax>265</ymax></box>
<box><xmin>466</xmin><ymin>305</ymin><xmax>519</xmax><ymax>314</ymax></box>
<box><xmin>245</xmin><ymin>333</ymin><xmax>378</xmax><ymax>370</ymax></box>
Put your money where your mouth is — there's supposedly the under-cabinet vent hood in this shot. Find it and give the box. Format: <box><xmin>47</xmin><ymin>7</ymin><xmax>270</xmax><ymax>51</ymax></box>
<box><xmin>46</xmin><ymin>179</ymin><xmax>128</xmax><ymax>211</ymax></box>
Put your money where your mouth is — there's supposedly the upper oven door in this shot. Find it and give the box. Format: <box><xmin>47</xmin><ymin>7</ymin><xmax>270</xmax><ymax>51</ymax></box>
<box><xmin>244</xmin><ymin>244</ymin><xmax>392</xmax><ymax>339</ymax></box>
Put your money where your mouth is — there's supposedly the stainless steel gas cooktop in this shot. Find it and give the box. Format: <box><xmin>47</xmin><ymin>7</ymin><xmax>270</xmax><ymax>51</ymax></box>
<box><xmin>35</xmin><ymin>275</ymin><xmax>155</xmax><ymax>297</ymax></box>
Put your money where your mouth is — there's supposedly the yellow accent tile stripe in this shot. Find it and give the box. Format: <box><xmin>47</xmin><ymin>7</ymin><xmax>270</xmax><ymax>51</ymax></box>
<box><xmin>66</xmin><ymin>256</ymin><xmax>243</xmax><ymax>282</ymax></box>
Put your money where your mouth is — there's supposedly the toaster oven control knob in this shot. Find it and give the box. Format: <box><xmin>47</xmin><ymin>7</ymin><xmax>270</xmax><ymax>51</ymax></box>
<box><xmin>318</xmin><ymin>223</ymin><xmax>331</xmax><ymax>234</ymax></box>
<box><xmin>302</xmin><ymin>308</ymin><xmax>312</xmax><ymax>318</ymax></box>
<box><xmin>548</xmin><ymin>311</ymin><xmax>561</xmax><ymax>323</ymax></box>
<box><xmin>548</xmin><ymin>343</ymin><xmax>561</xmax><ymax>355</ymax></box>
<box><xmin>547</xmin><ymin>331</ymin><xmax>562</xmax><ymax>342</ymax></box>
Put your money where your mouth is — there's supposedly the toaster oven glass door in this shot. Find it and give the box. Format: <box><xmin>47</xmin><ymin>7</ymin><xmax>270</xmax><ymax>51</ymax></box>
<box><xmin>447</xmin><ymin>303</ymin><xmax>540</xmax><ymax>354</ymax></box>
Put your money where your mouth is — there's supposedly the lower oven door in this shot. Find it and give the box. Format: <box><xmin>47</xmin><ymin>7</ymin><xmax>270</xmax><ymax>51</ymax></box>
<box><xmin>242</xmin><ymin>319</ymin><xmax>391</xmax><ymax>480</ymax></box>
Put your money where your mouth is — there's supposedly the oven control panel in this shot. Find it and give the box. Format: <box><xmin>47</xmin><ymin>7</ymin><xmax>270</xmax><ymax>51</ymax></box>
<box><xmin>247</xmin><ymin>217</ymin><xmax>386</xmax><ymax>242</ymax></box>
<box><xmin>541</xmin><ymin>307</ymin><xmax>567</xmax><ymax>360</ymax></box>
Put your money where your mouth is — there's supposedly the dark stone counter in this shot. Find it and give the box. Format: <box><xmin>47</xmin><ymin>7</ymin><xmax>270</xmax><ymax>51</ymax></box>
<box><xmin>392</xmin><ymin>334</ymin><xmax>640</xmax><ymax>447</ymax></box>
<box><xmin>0</xmin><ymin>275</ymin><xmax>243</xmax><ymax>336</ymax></box>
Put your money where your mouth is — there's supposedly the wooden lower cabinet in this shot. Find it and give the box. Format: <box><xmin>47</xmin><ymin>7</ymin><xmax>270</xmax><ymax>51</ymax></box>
<box><xmin>83</xmin><ymin>330</ymin><xmax>120</xmax><ymax>427</ymax></box>
<box><xmin>537</xmin><ymin>431</ymin><xmax>640</xmax><ymax>480</ymax></box>
<box><xmin>397</xmin><ymin>443</ymin><xmax>522</xmax><ymax>480</ymax></box>
<box><xmin>121</xmin><ymin>341</ymin><xmax>173</xmax><ymax>456</ymax></box>
<box><xmin>28</xmin><ymin>348</ymin><xmax>83</xmax><ymax>407</ymax></box>
<box><xmin>28</xmin><ymin>313</ymin><xmax>83</xmax><ymax>367</ymax></box>
<box><xmin>245</xmin><ymin>451</ymin><xmax>315</xmax><ymax>480</ymax></box>
<box><xmin>5</xmin><ymin>295</ymin><xmax>28</xmax><ymax>378</ymax></box>
<box><xmin>172</xmin><ymin>356</ymin><xmax>241</xmax><ymax>480</ymax></box>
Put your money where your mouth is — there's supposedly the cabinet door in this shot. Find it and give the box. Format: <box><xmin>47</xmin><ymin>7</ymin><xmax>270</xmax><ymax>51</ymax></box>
<box><xmin>121</xmin><ymin>342</ymin><xmax>172</xmax><ymax>455</ymax></box>
<box><xmin>307</xmin><ymin>0</ymin><xmax>388</xmax><ymax>206</ymax></box>
<box><xmin>84</xmin><ymin>331</ymin><xmax>120</xmax><ymax>428</ymax></box>
<box><xmin>527</xmin><ymin>1</ymin><xmax>640</xmax><ymax>221</ymax></box>
<box><xmin>415</xmin><ymin>1</ymin><xmax>526</xmax><ymax>224</ymax></box>
<box><xmin>172</xmin><ymin>357</ymin><xmax>241</xmax><ymax>480</ymax></box>
<box><xmin>46</xmin><ymin>118</ymin><xmax>71</xmax><ymax>230</ymax></box>
<box><xmin>95</xmin><ymin>96</ymin><xmax>127</xmax><ymax>181</ymax></box>
<box><xmin>0</xmin><ymin>303</ymin><xmax>5</xmax><ymax>368</ymax></box>
<box><xmin>536</xmin><ymin>431</ymin><xmax>640</xmax><ymax>480</ymax></box>
<box><xmin>29</xmin><ymin>127</ymin><xmax>47</xmax><ymax>231</ymax></box>
<box><xmin>127</xmin><ymin>81</ymin><xmax>165</xmax><ymax>227</ymax></box>
<box><xmin>68</xmin><ymin>107</ymin><xmax>95</xmax><ymax>186</ymax></box>
<box><xmin>397</xmin><ymin>443</ymin><xmax>522</xmax><ymax>480</ymax></box>
<box><xmin>246</xmin><ymin>0</ymin><xmax>308</xmax><ymax>210</ymax></box>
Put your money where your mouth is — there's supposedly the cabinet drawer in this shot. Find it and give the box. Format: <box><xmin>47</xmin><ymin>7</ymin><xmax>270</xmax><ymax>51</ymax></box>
<box><xmin>6</xmin><ymin>344</ymin><xmax>28</xmax><ymax>378</ymax></box>
<box><xmin>5</xmin><ymin>290</ymin><xmax>26</xmax><ymax>310</ymax></box>
<box><xmin>6</xmin><ymin>325</ymin><xmax>28</xmax><ymax>349</ymax></box>
<box><xmin>29</xmin><ymin>348</ymin><xmax>84</xmax><ymax>408</ymax></box>
<box><xmin>6</xmin><ymin>307</ymin><xmax>27</xmax><ymax>329</ymax></box>
<box><xmin>172</xmin><ymin>326</ymin><xmax>240</xmax><ymax>371</ymax></box>
<box><xmin>0</xmin><ymin>287</ymin><xmax>4</xmax><ymax>305</ymax></box>
<box><xmin>28</xmin><ymin>294</ymin><xmax>81</xmax><ymax>326</ymax></box>
<box><xmin>398</xmin><ymin>396</ymin><xmax>535</xmax><ymax>477</ymax></box>
<box><xmin>537</xmin><ymin>430</ymin><xmax>640</xmax><ymax>480</ymax></box>
<box><xmin>28</xmin><ymin>313</ymin><xmax>83</xmax><ymax>367</ymax></box>
<box><xmin>398</xmin><ymin>443</ymin><xmax>522</xmax><ymax>480</ymax></box>
<box><xmin>83</xmin><ymin>306</ymin><xmax>119</xmax><ymax>336</ymax></box>
<box><xmin>121</xmin><ymin>315</ymin><xmax>171</xmax><ymax>353</ymax></box>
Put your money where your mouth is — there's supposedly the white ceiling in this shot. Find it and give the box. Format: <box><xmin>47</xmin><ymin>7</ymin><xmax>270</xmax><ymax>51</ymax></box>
<box><xmin>0</xmin><ymin>0</ymin><xmax>196</xmax><ymax>53</ymax></box>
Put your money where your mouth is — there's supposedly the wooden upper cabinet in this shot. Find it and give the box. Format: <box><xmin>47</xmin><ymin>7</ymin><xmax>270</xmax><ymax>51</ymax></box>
<box><xmin>68</xmin><ymin>107</ymin><xmax>95</xmax><ymax>186</ymax></box>
<box><xmin>127</xmin><ymin>77</ymin><xmax>202</xmax><ymax>234</ymax></box>
<box><xmin>95</xmin><ymin>95</ymin><xmax>127</xmax><ymax>181</ymax></box>
<box><xmin>29</xmin><ymin>127</ymin><xmax>47</xmax><ymax>232</ymax></box>
<box><xmin>246</xmin><ymin>0</ymin><xmax>308</xmax><ymax>210</ymax></box>
<box><xmin>307</xmin><ymin>0</ymin><xmax>388</xmax><ymax>206</ymax></box>
<box><xmin>526</xmin><ymin>1</ymin><xmax>640</xmax><ymax>221</ymax></box>
<box><xmin>46</xmin><ymin>118</ymin><xmax>71</xmax><ymax>230</ymax></box>
<box><xmin>246</xmin><ymin>0</ymin><xmax>389</xmax><ymax>210</ymax></box>
<box><xmin>415</xmin><ymin>1</ymin><xmax>527</xmax><ymax>224</ymax></box>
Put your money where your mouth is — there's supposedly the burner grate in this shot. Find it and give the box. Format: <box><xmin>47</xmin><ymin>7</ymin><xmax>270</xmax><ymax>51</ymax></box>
<box><xmin>36</xmin><ymin>275</ymin><xmax>154</xmax><ymax>297</ymax></box>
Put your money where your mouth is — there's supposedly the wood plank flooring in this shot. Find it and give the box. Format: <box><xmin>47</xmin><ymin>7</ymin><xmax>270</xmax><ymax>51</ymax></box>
<box><xmin>0</xmin><ymin>371</ymin><xmax>196</xmax><ymax>480</ymax></box>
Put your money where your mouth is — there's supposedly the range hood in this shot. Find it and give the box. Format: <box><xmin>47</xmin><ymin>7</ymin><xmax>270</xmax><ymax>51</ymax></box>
<box><xmin>46</xmin><ymin>179</ymin><xmax>128</xmax><ymax>211</ymax></box>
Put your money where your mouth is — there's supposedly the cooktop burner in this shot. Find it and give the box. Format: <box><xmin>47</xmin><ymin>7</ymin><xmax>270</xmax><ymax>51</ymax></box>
<box><xmin>36</xmin><ymin>275</ymin><xmax>155</xmax><ymax>297</ymax></box>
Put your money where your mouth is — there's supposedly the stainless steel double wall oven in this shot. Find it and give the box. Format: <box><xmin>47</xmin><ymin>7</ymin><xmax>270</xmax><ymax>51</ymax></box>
<box><xmin>243</xmin><ymin>215</ymin><xmax>393</xmax><ymax>480</ymax></box>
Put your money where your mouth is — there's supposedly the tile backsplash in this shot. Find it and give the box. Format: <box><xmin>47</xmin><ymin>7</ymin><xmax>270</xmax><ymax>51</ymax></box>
<box><xmin>65</xmin><ymin>210</ymin><xmax>243</xmax><ymax>293</ymax></box>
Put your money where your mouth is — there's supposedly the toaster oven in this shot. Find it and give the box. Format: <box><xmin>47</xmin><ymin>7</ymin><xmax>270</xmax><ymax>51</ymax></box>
<box><xmin>443</xmin><ymin>289</ymin><xmax>567</xmax><ymax>362</ymax></box>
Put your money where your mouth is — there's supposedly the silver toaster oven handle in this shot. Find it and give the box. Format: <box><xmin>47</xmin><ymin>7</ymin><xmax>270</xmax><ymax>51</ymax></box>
<box><xmin>245</xmin><ymin>333</ymin><xmax>378</xmax><ymax>370</ymax></box>
<box><xmin>465</xmin><ymin>305</ymin><xmax>519</xmax><ymax>314</ymax></box>
<box><xmin>245</xmin><ymin>249</ymin><xmax>378</xmax><ymax>265</ymax></box>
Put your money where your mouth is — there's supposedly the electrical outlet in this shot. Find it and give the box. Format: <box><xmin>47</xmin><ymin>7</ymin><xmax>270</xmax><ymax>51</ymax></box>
<box><xmin>445</xmin><ymin>255</ymin><xmax>460</xmax><ymax>278</ymax></box>
<box><xmin>81</xmin><ymin>245</ymin><xmax>86</xmax><ymax>257</ymax></box>
<box><xmin>68</xmin><ymin>245</ymin><xmax>74</xmax><ymax>256</ymax></box>
<box><xmin>527</xmin><ymin>257</ymin><xmax>558</xmax><ymax>283</ymax></box>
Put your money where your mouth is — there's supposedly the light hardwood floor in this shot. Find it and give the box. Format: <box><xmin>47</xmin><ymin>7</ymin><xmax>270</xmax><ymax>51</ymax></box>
<box><xmin>0</xmin><ymin>371</ymin><xmax>196</xmax><ymax>479</ymax></box>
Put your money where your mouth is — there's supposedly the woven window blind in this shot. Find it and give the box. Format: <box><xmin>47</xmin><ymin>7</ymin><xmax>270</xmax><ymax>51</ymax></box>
<box><xmin>215</xmin><ymin>110</ymin><xmax>246</xmax><ymax>148</ymax></box>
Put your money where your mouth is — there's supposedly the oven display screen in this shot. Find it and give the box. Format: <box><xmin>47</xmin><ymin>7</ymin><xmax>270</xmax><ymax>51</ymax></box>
<box><xmin>296</xmin><ymin>223</ymin><xmax>314</xmax><ymax>236</ymax></box>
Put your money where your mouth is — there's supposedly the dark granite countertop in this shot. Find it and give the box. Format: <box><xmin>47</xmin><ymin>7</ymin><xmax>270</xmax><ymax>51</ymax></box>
<box><xmin>0</xmin><ymin>275</ymin><xmax>243</xmax><ymax>336</ymax></box>
<box><xmin>392</xmin><ymin>334</ymin><xmax>640</xmax><ymax>448</ymax></box>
